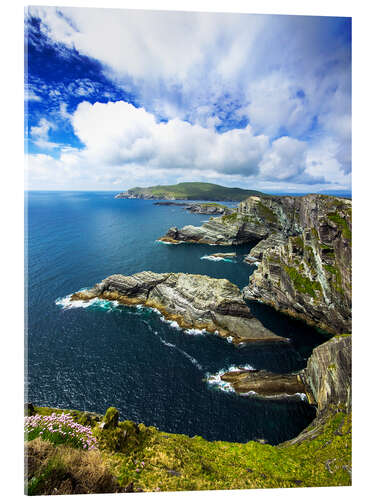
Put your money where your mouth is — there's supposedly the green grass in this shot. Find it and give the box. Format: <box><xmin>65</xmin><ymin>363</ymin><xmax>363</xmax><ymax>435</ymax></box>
<box><xmin>125</xmin><ymin>182</ymin><xmax>263</xmax><ymax>201</ymax></box>
<box><xmin>257</xmin><ymin>202</ymin><xmax>278</xmax><ymax>223</ymax></box>
<box><xmin>284</xmin><ymin>265</ymin><xmax>322</xmax><ymax>298</ymax></box>
<box><xmin>327</xmin><ymin>213</ymin><xmax>352</xmax><ymax>240</ymax></box>
<box><xmin>29</xmin><ymin>406</ymin><xmax>351</xmax><ymax>492</ymax></box>
<box><xmin>221</xmin><ymin>212</ymin><xmax>239</xmax><ymax>223</ymax></box>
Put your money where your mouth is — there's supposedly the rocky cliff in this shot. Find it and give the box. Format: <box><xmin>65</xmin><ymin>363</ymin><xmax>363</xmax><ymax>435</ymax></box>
<box><xmin>219</xmin><ymin>335</ymin><xmax>351</xmax><ymax>411</ymax></box>
<box><xmin>243</xmin><ymin>195</ymin><xmax>352</xmax><ymax>335</ymax></box>
<box><xmin>70</xmin><ymin>271</ymin><xmax>287</xmax><ymax>344</ymax></box>
<box><xmin>301</xmin><ymin>335</ymin><xmax>352</xmax><ymax>412</ymax></box>
<box><xmin>160</xmin><ymin>194</ymin><xmax>351</xmax><ymax>334</ymax></box>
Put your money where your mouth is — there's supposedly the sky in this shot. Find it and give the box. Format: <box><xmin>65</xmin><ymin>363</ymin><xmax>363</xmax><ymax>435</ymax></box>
<box><xmin>24</xmin><ymin>6</ymin><xmax>352</xmax><ymax>193</ymax></box>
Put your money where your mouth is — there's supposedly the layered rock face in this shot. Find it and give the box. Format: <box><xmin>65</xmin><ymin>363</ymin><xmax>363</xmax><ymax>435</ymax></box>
<box><xmin>220</xmin><ymin>370</ymin><xmax>305</xmax><ymax>397</ymax></box>
<box><xmin>159</xmin><ymin>194</ymin><xmax>352</xmax><ymax>334</ymax></box>
<box><xmin>71</xmin><ymin>271</ymin><xmax>287</xmax><ymax>344</ymax></box>
<box><xmin>159</xmin><ymin>195</ymin><xmax>273</xmax><ymax>245</ymax></box>
<box><xmin>220</xmin><ymin>335</ymin><xmax>351</xmax><ymax>408</ymax></box>
<box><xmin>243</xmin><ymin>195</ymin><xmax>352</xmax><ymax>334</ymax></box>
<box><xmin>301</xmin><ymin>335</ymin><xmax>352</xmax><ymax>412</ymax></box>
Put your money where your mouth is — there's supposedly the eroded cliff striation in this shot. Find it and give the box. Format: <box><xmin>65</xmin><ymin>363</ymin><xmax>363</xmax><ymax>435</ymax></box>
<box><xmin>159</xmin><ymin>194</ymin><xmax>351</xmax><ymax>334</ymax></box>
<box><xmin>220</xmin><ymin>369</ymin><xmax>305</xmax><ymax>397</ymax></box>
<box><xmin>301</xmin><ymin>335</ymin><xmax>352</xmax><ymax>412</ymax></box>
<box><xmin>70</xmin><ymin>271</ymin><xmax>287</xmax><ymax>344</ymax></box>
<box><xmin>220</xmin><ymin>335</ymin><xmax>351</xmax><ymax>410</ymax></box>
<box><xmin>243</xmin><ymin>195</ymin><xmax>352</xmax><ymax>335</ymax></box>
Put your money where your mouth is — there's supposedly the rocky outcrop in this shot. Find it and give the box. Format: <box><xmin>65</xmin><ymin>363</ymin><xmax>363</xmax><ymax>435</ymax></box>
<box><xmin>70</xmin><ymin>272</ymin><xmax>288</xmax><ymax>344</ymax></box>
<box><xmin>244</xmin><ymin>233</ymin><xmax>287</xmax><ymax>264</ymax></box>
<box><xmin>220</xmin><ymin>335</ymin><xmax>351</xmax><ymax>411</ymax></box>
<box><xmin>159</xmin><ymin>194</ymin><xmax>351</xmax><ymax>334</ymax></box>
<box><xmin>153</xmin><ymin>201</ymin><xmax>190</xmax><ymax>207</ymax></box>
<box><xmin>243</xmin><ymin>196</ymin><xmax>352</xmax><ymax>334</ymax></box>
<box><xmin>185</xmin><ymin>203</ymin><xmax>233</xmax><ymax>215</ymax></box>
<box><xmin>205</xmin><ymin>252</ymin><xmax>236</xmax><ymax>260</ymax></box>
<box><xmin>301</xmin><ymin>335</ymin><xmax>351</xmax><ymax>412</ymax></box>
<box><xmin>220</xmin><ymin>370</ymin><xmax>305</xmax><ymax>397</ymax></box>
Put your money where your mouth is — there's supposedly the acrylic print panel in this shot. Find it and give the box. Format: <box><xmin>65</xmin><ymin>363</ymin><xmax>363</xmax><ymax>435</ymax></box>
<box><xmin>24</xmin><ymin>5</ymin><xmax>352</xmax><ymax>495</ymax></box>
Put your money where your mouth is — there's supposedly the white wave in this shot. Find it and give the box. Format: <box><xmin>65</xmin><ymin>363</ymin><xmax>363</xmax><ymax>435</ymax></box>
<box><xmin>226</xmin><ymin>336</ymin><xmax>234</xmax><ymax>344</ymax></box>
<box><xmin>153</xmin><ymin>329</ymin><xmax>203</xmax><ymax>370</ymax></box>
<box><xmin>177</xmin><ymin>349</ymin><xmax>203</xmax><ymax>370</ymax></box>
<box><xmin>205</xmin><ymin>364</ymin><xmax>256</xmax><ymax>393</ymax></box>
<box><xmin>295</xmin><ymin>392</ymin><xmax>308</xmax><ymax>401</ymax></box>
<box><xmin>159</xmin><ymin>317</ymin><xmax>182</xmax><ymax>330</ymax></box>
<box><xmin>200</xmin><ymin>255</ymin><xmax>234</xmax><ymax>263</ymax></box>
<box><xmin>185</xmin><ymin>328</ymin><xmax>206</xmax><ymax>336</ymax></box>
<box><xmin>55</xmin><ymin>294</ymin><xmax>119</xmax><ymax>311</ymax></box>
<box><xmin>158</xmin><ymin>337</ymin><xmax>176</xmax><ymax>349</ymax></box>
<box><xmin>155</xmin><ymin>240</ymin><xmax>182</xmax><ymax>245</ymax></box>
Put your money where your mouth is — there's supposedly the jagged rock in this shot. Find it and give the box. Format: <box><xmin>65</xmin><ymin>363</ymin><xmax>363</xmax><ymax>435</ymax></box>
<box><xmin>244</xmin><ymin>233</ymin><xmax>286</xmax><ymax>264</ymax></box>
<box><xmin>185</xmin><ymin>203</ymin><xmax>233</xmax><ymax>215</ymax></box>
<box><xmin>243</xmin><ymin>196</ymin><xmax>352</xmax><ymax>334</ymax></box>
<box><xmin>71</xmin><ymin>272</ymin><xmax>288</xmax><ymax>344</ymax></box>
<box><xmin>220</xmin><ymin>370</ymin><xmax>305</xmax><ymax>397</ymax></box>
<box><xmin>301</xmin><ymin>335</ymin><xmax>352</xmax><ymax>412</ymax></box>
<box><xmin>159</xmin><ymin>194</ymin><xmax>351</xmax><ymax>334</ymax></box>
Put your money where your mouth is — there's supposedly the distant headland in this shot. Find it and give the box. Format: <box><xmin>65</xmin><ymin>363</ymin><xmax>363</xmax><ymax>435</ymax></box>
<box><xmin>114</xmin><ymin>182</ymin><xmax>264</xmax><ymax>201</ymax></box>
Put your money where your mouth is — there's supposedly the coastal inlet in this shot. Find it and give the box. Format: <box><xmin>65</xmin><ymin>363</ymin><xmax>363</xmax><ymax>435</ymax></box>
<box><xmin>27</xmin><ymin>192</ymin><xmax>329</xmax><ymax>444</ymax></box>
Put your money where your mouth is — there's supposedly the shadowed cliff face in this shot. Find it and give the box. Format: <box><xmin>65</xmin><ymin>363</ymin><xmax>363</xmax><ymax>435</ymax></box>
<box><xmin>301</xmin><ymin>335</ymin><xmax>352</xmax><ymax>413</ymax></box>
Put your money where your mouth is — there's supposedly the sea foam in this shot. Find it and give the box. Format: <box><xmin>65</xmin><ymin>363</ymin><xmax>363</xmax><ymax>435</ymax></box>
<box><xmin>200</xmin><ymin>255</ymin><xmax>234</xmax><ymax>263</ymax></box>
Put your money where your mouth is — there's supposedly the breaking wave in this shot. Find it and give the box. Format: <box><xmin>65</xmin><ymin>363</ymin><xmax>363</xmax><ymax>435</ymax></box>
<box><xmin>55</xmin><ymin>293</ymin><xmax>120</xmax><ymax>312</ymax></box>
<box><xmin>200</xmin><ymin>254</ymin><xmax>235</xmax><ymax>263</ymax></box>
<box><xmin>205</xmin><ymin>364</ymin><xmax>256</xmax><ymax>394</ymax></box>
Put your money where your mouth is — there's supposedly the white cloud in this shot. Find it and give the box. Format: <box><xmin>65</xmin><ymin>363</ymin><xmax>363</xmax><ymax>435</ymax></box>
<box><xmin>30</xmin><ymin>118</ymin><xmax>60</xmax><ymax>150</ymax></box>
<box><xmin>26</xmin><ymin>100</ymin><xmax>351</xmax><ymax>192</ymax></box>
<box><xmin>25</xmin><ymin>8</ymin><xmax>351</xmax><ymax>191</ymax></box>
<box><xmin>69</xmin><ymin>101</ymin><xmax>268</xmax><ymax>175</ymax></box>
<box><xmin>259</xmin><ymin>136</ymin><xmax>307</xmax><ymax>181</ymax></box>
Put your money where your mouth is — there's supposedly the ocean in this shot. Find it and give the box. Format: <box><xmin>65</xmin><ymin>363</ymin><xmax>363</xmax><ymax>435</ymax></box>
<box><xmin>26</xmin><ymin>191</ymin><xmax>330</xmax><ymax>445</ymax></box>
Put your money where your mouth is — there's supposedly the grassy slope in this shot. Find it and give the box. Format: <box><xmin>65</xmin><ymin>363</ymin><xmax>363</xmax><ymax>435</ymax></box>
<box><xmin>29</xmin><ymin>406</ymin><xmax>351</xmax><ymax>493</ymax></box>
<box><xmin>127</xmin><ymin>182</ymin><xmax>263</xmax><ymax>201</ymax></box>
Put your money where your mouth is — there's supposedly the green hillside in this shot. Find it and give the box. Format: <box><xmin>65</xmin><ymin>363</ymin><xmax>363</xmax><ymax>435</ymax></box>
<box><xmin>122</xmin><ymin>182</ymin><xmax>263</xmax><ymax>201</ymax></box>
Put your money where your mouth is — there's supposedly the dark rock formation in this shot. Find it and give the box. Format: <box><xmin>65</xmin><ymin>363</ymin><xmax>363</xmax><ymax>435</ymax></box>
<box><xmin>220</xmin><ymin>335</ymin><xmax>351</xmax><ymax>412</ymax></box>
<box><xmin>153</xmin><ymin>201</ymin><xmax>190</xmax><ymax>207</ymax></box>
<box><xmin>220</xmin><ymin>370</ymin><xmax>305</xmax><ymax>397</ymax></box>
<box><xmin>301</xmin><ymin>335</ymin><xmax>352</xmax><ymax>412</ymax></box>
<box><xmin>70</xmin><ymin>271</ymin><xmax>288</xmax><ymax>344</ymax></box>
<box><xmin>283</xmin><ymin>335</ymin><xmax>351</xmax><ymax>446</ymax></box>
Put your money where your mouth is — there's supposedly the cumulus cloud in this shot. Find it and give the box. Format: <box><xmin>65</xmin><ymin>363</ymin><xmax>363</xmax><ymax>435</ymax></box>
<box><xmin>25</xmin><ymin>100</ymin><xmax>351</xmax><ymax>192</ymax></box>
<box><xmin>25</xmin><ymin>7</ymin><xmax>351</xmax><ymax>192</ymax></box>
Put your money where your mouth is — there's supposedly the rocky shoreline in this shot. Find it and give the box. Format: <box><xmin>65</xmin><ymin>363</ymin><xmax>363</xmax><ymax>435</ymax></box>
<box><xmin>159</xmin><ymin>193</ymin><xmax>352</xmax><ymax>335</ymax></box>
<box><xmin>71</xmin><ymin>271</ymin><xmax>288</xmax><ymax>344</ymax></box>
<box><xmin>219</xmin><ymin>335</ymin><xmax>351</xmax><ymax>409</ymax></box>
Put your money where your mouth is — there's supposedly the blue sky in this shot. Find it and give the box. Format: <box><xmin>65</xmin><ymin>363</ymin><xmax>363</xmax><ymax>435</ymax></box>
<box><xmin>25</xmin><ymin>7</ymin><xmax>351</xmax><ymax>193</ymax></box>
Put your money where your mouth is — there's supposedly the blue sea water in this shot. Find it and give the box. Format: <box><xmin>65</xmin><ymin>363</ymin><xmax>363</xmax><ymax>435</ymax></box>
<box><xmin>26</xmin><ymin>191</ymin><xmax>330</xmax><ymax>445</ymax></box>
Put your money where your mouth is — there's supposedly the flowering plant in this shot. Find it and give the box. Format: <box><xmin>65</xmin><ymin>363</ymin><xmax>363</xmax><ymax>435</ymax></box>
<box><xmin>25</xmin><ymin>412</ymin><xmax>97</xmax><ymax>451</ymax></box>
